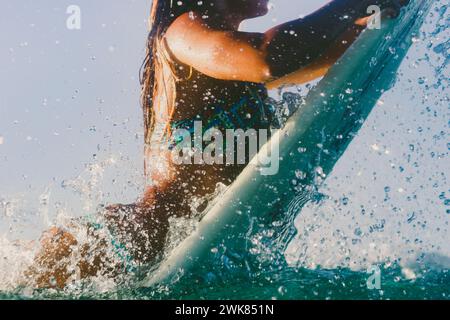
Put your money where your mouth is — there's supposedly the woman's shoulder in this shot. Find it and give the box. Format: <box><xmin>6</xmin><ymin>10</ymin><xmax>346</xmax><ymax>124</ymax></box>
<box><xmin>166</xmin><ymin>11</ymin><xmax>210</xmax><ymax>40</ymax></box>
<box><xmin>164</xmin><ymin>12</ymin><xmax>212</xmax><ymax>65</ymax></box>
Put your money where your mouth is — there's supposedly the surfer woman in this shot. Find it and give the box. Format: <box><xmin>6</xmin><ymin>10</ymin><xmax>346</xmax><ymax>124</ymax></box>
<box><xmin>30</xmin><ymin>0</ymin><xmax>408</xmax><ymax>287</ymax></box>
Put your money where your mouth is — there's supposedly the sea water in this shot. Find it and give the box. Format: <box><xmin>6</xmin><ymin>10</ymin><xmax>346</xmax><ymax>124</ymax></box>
<box><xmin>0</xmin><ymin>1</ymin><xmax>449</xmax><ymax>299</ymax></box>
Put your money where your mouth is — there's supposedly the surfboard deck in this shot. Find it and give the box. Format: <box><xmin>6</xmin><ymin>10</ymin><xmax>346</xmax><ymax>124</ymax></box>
<box><xmin>141</xmin><ymin>0</ymin><xmax>432</xmax><ymax>288</ymax></box>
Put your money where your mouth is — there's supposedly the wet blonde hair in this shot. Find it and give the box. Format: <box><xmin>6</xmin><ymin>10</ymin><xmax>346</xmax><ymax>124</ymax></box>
<box><xmin>140</xmin><ymin>0</ymin><xmax>200</xmax><ymax>145</ymax></box>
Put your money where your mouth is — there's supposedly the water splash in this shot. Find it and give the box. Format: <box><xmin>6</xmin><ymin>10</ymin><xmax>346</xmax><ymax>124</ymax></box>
<box><xmin>0</xmin><ymin>1</ymin><xmax>448</xmax><ymax>299</ymax></box>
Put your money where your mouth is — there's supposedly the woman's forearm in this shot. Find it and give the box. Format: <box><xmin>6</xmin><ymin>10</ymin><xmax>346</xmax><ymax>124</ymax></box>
<box><xmin>266</xmin><ymin>23</ymin><xmax>365</xmax><ymax>89</ymax></box>
<box><xmin>264</xmin><ymin>0</ymin><xmax>390</xmax><ymax>78</ymax></box>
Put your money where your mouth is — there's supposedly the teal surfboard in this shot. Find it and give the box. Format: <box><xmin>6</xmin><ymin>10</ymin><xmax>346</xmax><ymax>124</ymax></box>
<box><xmin>142</xmin><ymin>0</ymin><xmax>432</xmax><ymax>287</ymax></box>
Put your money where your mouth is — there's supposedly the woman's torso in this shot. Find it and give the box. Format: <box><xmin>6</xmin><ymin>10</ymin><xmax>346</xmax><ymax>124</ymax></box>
<box><xmin>147</xmin><ymin>63</ymin><xmax>273</xmax><ymax>213</ymax></box>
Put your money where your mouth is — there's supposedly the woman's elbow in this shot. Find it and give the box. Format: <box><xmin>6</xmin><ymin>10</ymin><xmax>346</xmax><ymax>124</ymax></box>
<box><xmin>250</xmin><ymin>63</ymin><xmax>272</xmax><ymax>83</ymax></box>
<box><xmin>239</xmin><ymin>52</ymin><xmax>273</xmax><ymax>83</ymax></box>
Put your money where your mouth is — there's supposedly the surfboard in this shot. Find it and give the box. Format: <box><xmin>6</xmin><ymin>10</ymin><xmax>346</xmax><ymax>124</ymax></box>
<box><xmin>141</xmin><ymin>0</ymin><xmax>432</xmax><ymax>287</ymax></box>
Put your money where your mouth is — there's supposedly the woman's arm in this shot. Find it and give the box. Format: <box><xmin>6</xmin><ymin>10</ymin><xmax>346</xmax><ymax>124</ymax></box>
<box><xmin>165</xmin><ymin>0</ymin><xmax>408</xmax><ymax>84</ymax></box>
<box><xmin>266</xmin><ymin>18</ymin><xmax>368</xmax><ymax>89</ymax></box>
<box><xmin>165</xmin><ymin>15</ymin><xmax>271</xmax><ymax>83</ymax></box>
<box><xmin>263</xmin><ymin>0</ymin><xmax>405</xmax><ymax>77</ymax></box>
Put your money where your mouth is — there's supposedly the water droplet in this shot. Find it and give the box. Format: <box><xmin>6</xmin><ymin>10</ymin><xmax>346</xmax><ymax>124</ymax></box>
<box><xmin>278</xmin><ymin>286</ymin><xmax>287</xmax><ymax>295</ymax></box>
<box><xmin>295</xmin><ymin>170</ymin><xmax>306</xmax><ymax>180</ymax></box>
<box><xmin>407</xmin><ymin>212</ymin><xmax>416</xmax><ymax>223</ymax></box>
